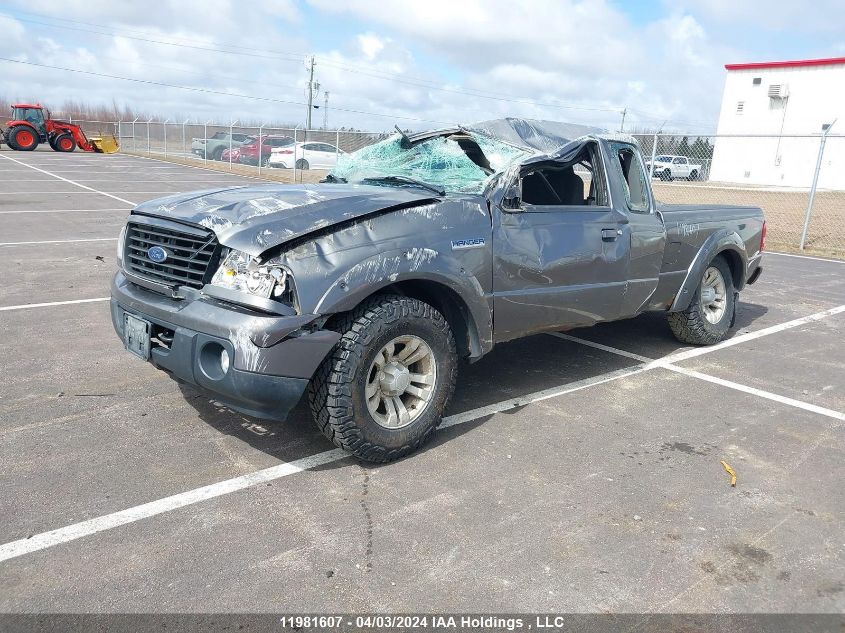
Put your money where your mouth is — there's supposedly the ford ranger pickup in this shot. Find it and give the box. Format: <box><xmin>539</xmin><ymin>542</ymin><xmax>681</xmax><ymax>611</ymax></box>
<box><xmin>111</xmin><ymin>118</ymin><xmax>765</xmax><ymax>462</ymax></box>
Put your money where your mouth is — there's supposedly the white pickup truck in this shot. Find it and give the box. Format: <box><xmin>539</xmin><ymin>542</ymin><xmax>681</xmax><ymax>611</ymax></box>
<box><xmin>645</xmin><ymin>155</ymin><xmax>702</xmax><ymax>181</ymax></box>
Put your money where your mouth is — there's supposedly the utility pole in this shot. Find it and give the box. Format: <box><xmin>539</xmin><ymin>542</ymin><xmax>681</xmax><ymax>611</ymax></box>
<box><xmin>620</xmin><ymin>107</ymin><xmax>627</xmax><ymax>132</ymax></box>
<box><xmin>305</xmin><ymin>55</ymin><xmax>316</xmax><ymax>130</ymax></box>
<box><xmin>323</xmin><ymin>91</ymin><xmax>329</xmax><ymax>129</ymax></box>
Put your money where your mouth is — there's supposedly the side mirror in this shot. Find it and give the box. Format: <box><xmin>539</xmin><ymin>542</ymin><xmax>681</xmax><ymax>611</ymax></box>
<box><xmin>502</xmin><ymin>183</ymin><xmax>521</xmax><ymax>210</ymax></box>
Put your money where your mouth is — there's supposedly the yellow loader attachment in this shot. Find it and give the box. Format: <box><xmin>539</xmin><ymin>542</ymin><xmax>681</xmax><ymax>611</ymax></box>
<box><xmin>88</xmin><ymin>135</ymin><xmax>120</xmax><ymax>154</ymax></box>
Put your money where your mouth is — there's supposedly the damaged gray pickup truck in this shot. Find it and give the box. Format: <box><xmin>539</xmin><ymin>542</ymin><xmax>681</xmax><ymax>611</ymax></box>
<box><xmin>111</xmin><ymin>118</ymin><xmax>765</xmax><ymax>462</ymax></box>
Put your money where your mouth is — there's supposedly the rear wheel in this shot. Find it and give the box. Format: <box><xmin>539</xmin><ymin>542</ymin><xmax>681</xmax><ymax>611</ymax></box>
<box><xmin>7</xmin><ymin>125</ymin><xmax>39</xmax><ymax>151</ymax></box>
<box><xmin>211</xmin><ymin>147</ymin><xmax>224</xmax><ymax>161</ymax></box>
<box><xmin>668</xmin><ymin>256</ymin><xmax>735</xmax><ymax>345</ymax></box>
<box><xmin>295</xmin><ymin>158</ymin><xmax>309</xmax><ymax>170</ymax></box>
<box><xmin>308</xmin><ymin>295</ymin><xmax>458</xmax><ymax>462</ymax></box>
<box><xmin>53</xmin><ymin>134</ymin><xmax>76</xmax><ymax>152</ymax></box>
<box><xmin>688</xmin><ymin>170</ymin><xmax>699</xmax><ymax>181</ymax></box>
<box><xmin>661</xmin><ymin>169</ymin><xmax>672</xmax><ymax>181</ymax></box>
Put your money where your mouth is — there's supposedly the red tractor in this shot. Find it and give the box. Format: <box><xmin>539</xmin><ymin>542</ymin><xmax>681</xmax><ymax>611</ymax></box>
<box><xmin>3</xmin><ymin>103</ymin><xmax>118</xmax><ymax>153</ymax></box>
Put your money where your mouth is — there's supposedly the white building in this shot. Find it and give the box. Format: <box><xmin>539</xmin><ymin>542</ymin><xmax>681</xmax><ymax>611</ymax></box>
<box><xmin>709</xmin><ymin>57</ymin><xmax>845</xmax><ymax>189</ymax></box>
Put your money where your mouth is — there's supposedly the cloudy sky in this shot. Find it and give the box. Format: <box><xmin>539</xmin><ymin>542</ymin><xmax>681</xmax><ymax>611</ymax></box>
<box><xmin>0</xmin><ymin>0</ymin><xmax>842</xmax><ymax>133</ymax></box>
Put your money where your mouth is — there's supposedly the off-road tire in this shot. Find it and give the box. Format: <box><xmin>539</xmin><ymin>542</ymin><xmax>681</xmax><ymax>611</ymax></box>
<box><xmin>53</xmin><ymin>133</ymin><xmax>76</xmax><ymax>152</ymax></box>
<box><xmin>7</xmin><ymin>125</ymin><xmax>39</xmax><ymax>151</ymax></box>
<box><xmin>308</xmin><ymin>295</ymin><xmax>458</xmax><ymax>462</ymax></box>
<box><xmin>295</xmin><ymin>158</ymin><xmax>309</xmax><ymax>170</ymax></box>
<box><xmin>668</xmin><ymin>256</ymin><xmax>735</xmax><ymax>345</ymax></box>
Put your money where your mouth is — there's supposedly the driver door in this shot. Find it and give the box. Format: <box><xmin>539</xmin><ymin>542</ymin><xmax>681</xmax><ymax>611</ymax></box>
<box><xmin>492</xmin><ymin>141</ymin><xmax>630</xmax><ymax>341</ymax></box>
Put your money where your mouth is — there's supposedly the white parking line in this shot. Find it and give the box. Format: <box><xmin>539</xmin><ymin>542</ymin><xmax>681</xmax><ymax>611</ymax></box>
<box><xmin>767</xmin><ymin>251</ymin><xmax>845</xmax><ymax>264</ymax></box>
<box><xmin>0</xmin><ymin>238</ymin><xmax>117</xmax><ymax>246</ymax></box>
<box><xmin>662</xmin><ymin>364</ymin><xmax>845</xmax><ymax>422</ymax></box>
<box><xmin>440</xmin><ymin>364</ymin><xmax>647</xmax><ymax>429</ymax></box>
<box><xmin>551</xmin><ymin>316</ymin><xmax>845</xmax><ymax>422</ymax></box>
<box><xmin>0</xmin><ymin>154</ymin><xmax>136</xmax><ymax>205</ymax></box>
<box><xmin>0</xmin><ymin>364</ymin><xmax>644</xmax><ymax>564</ymax></box>
<box><xmin>0</xmin><ymin>449</ymin><xmax>348</xmax><ymax>563</ymax></box>
<box><xmin>0</xmin><ymin>297</ymin><xmax>109</xmax><ymax>312</ymax></box>
<box><xmin>551</xmin><ymin>333</ymin><xmax>652</xmax><ymax>363</ymax></box>
<box><xmin>126</xmin><ymin>152</ymin><xmax>274</xmax><ymax>182</ymax></box>
<box><xmin>656</xmin><ymin>304</ymin><xmax>845</xmax><ymax>365</ymax></box>
<box><xmin>1</xmin><ymin>303</ymin><xmax>842</xmax><ymax>563</ymax></box>
<box><xmin>0</xmin><ymin>209</ymin><xmax>130</xmax><ymax>214</ymax></box>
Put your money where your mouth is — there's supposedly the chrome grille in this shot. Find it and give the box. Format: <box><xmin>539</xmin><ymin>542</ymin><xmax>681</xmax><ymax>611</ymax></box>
<box><xmin>124</xmin><ymin>221</ymin><xmax>218</xmax><ymax>289</ymax></box>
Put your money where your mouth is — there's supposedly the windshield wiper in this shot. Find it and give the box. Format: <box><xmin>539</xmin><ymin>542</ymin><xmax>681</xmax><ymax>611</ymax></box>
<box><xmin>321</xmin><ymin>174</ymin><xmax>347</xmax><ymax>183</ymax></box>
<box><xmin>362</xmin><ymin>175</ymin><xmax>445</xmax><ymax>196</ymax></box>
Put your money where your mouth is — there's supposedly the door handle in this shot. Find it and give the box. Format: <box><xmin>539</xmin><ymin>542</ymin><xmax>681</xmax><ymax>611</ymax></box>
<box><xmin>601</xmin><ymin>228</ymin><xmax>621</xmax><ymax>241</ymax></box>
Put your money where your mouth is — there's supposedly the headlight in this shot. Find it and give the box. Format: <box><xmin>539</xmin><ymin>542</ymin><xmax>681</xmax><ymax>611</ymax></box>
<box><xmin>210</xmin><ymin>248</ymin><xmax>291</xmax><ymax>300</ymax></box>
<box><xmin>116</xmin><ymin>225</ymin><xmax>126</xmax><ymax>266</ymax></box>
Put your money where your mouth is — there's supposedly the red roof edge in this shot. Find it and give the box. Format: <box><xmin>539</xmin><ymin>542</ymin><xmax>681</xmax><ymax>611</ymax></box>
<box><xmin>726</xmin><ymin>57</ymin><xmax>845</xmax><ymax>71</ymax></box>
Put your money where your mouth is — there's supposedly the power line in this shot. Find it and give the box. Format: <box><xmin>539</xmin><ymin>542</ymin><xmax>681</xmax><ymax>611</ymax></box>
<box><xmin>317</xmin><ymin>59</ymin><xmax>625</xmax><ymax>114</ymax></box>
<box><xmin>4</xmin><ymin>10</ymin><xmax>716</xmax><ymax>129</ymax></box>
<box><xmin>9</xmin><ymin>16</ymin><xmax>306</xmax><ymax>64</ymax></box>
<box><xmin>7</xmin><ymin>10</ymin><xmax>311</xmax><ymax>60</ymax></box>
<box><xmin>8</xmin><ymin>11</ymin><xmax>632</xmax><ymax>118</ymax></box>
<box><xmin>0</xmin><ymin>57</ymin><xmax>451</xmax><ymax>125</ymax></box>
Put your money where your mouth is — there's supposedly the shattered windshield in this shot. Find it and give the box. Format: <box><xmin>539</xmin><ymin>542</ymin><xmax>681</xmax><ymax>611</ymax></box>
<box><xmin>330</xmin><ymin>133</ymin><xmax>530</xmax><ymax>194</ymax></box>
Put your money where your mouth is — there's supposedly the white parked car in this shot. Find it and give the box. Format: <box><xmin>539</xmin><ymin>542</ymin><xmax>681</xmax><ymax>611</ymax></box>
<box><xmin>644</xmin><ymin>155</ymin><xmax>703</xmax><ymax>181</ymax></box>
<box><xmin>268</xmin><ymin>142</ymin><xmax>343</xmax><ymax>170</ymax></box>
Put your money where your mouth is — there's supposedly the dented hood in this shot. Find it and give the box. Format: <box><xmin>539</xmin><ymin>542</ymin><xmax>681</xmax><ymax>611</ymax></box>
<box><xmin>131</xmin><ymin>183</ymin><xmax>437</xmax><ymax>256</ymax></box>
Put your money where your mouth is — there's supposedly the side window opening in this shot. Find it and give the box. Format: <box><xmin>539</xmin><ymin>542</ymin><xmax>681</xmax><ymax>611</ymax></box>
<box><xmin>520</xmin><ymin>143</ymin><xmax>607</xmax><ymax>207</ymax></box>
<box><xmin>613</xmin><ymin>144</ymin><xmax>650</xmax><ymax>214</ymax></box>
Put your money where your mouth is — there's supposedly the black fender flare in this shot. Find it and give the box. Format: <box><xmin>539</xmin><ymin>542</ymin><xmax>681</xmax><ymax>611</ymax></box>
<box><xmin>314</xmin><ymin>248</ymin><xmax>493</xmax><ymax>357</ymax></box>
<box><xmin>670</xmin><ymin>229</ymin><xmax>748</xmax><ymax>312</ymax></box>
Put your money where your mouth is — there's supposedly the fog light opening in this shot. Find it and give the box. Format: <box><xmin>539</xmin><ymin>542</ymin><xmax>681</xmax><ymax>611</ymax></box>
<box><xmin>199</xmin><ymin>342</ymin><xmax>229</xmax><ymax>381</ymax></box>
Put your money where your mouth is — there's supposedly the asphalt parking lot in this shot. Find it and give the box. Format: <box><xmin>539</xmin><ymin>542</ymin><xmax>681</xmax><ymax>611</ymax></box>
<box><xmin>0</xmin><ymin>148</ymin><xmax>843</xmax><ymax>614</ymax></box>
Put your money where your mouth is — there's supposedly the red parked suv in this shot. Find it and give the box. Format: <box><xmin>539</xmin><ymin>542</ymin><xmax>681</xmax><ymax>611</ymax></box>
<box><xmin>238</xmin><ymin>135</ymin><xmax>295</xmax><ymax>166</ymax></box>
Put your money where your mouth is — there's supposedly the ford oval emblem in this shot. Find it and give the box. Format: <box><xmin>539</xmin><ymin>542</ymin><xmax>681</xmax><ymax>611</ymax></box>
<box><xmin>147</xmin><ymin>246</ymin><xmax>168</xmax><ymax>263</ymax></box>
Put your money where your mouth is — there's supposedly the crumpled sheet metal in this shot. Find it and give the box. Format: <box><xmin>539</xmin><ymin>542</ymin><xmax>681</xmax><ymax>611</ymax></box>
<box><xmin>331</xmin><ymin>117</ymin><xmax>605</xmax><ymax>195</ymax></box>
<box><xmin>464</xmin><ymin>117</ymin><xmax>603</xmax><ymax>154</ymax></box>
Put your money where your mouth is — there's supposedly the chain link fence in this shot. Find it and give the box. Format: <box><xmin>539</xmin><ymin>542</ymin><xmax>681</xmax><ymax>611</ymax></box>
<box><xmin>632</xmin><ymin>132</ymin><xmax>844</xmax><ymax>258</ymax></box>
<box><xmin>1</xmin><ymin>113</ymin><xmax>842</xmax><ymax>258</ymax></box>
<box><xmin>109</xmin><ymin>120</ymin><xmax>386</xmax><ymax>184</ymax></box>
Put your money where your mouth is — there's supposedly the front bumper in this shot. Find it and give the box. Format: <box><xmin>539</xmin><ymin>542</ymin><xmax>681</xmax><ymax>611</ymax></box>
<box><xmin>110</xmin><ymin>271</ymin><xmax>341</xmax><ymax>420</ymax></box>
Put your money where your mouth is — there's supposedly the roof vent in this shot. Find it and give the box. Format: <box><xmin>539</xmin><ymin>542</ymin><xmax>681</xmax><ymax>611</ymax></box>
<box><xmin>752</xmin><ymin>77</ymin><xmax>762</xmax><ymax>85</ymax></box>
<box><xmin>768</xmin><ymin>84</ymin><xmax>789</xmax><ymax>99</ymax></box>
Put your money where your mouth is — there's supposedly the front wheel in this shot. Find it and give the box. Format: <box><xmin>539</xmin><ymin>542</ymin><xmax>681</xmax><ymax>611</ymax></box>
<box><xmin>308</xmin><ymin>295</ymin><xmax>458</xmax><ymax>462</ymax></box>
<box><xmin>668</xmin><ymin>256</ymin><xmax>735</xmax><ymax>345</ymax></box>
<box><xmin>53</xmin><ymin>133</ymin><xmax>76</xmax><ymax>152</ymax></box>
